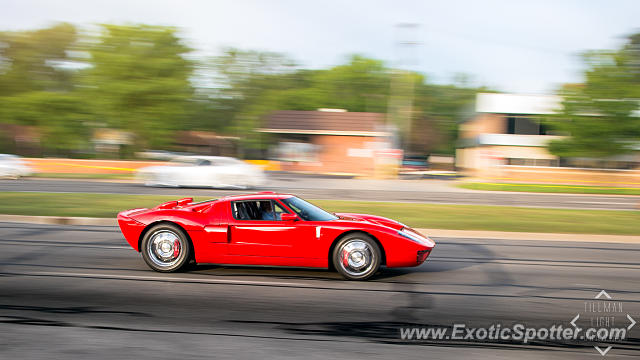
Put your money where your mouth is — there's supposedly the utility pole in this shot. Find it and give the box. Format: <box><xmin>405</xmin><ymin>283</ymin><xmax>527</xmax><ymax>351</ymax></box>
<box><xmin>387</xmin><ymin>22</ymin><xmax>420</xmax><ymax>153</ymax></box>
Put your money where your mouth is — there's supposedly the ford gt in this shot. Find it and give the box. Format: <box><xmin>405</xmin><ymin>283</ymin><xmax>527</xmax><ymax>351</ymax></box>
<box><xmin>117</xmin><ymin>192</ymin><xmax>435</xmax><ymax>280</ymax></box>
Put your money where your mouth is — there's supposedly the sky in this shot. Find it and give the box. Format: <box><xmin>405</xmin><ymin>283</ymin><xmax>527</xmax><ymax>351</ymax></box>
<box><xmin>2</xmin><ymin>0</ymin><xmax>639</xmax><ymax>94</ymax></box>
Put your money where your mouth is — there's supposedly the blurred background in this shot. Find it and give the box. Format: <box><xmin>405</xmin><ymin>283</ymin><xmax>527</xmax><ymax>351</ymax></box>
<box><xmin>1</xmin><ymin>1</ymin><xmax>640</xmax><ymax>359</ymax></box>
<box><xmin>0</xmin><ymin>0</ymin><xmax>638</xmax><ymax>185</ymax></box>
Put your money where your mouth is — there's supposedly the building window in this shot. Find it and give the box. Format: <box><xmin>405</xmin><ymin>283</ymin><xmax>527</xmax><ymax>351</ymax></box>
<box><xmin>271</xmin><ymin>141</ymin><xmax>320</xmax><ymax>163</ymax></box>
<box><xmin>507</xmin><ymin>116</ymin><xmax>516</xmax><ymax>134</ymax></box>
<box><xmin>506</xmin><ymin>158</ymin><xmax>559</xmax><ymax>167</ymax></box>
<box><xmin>506</xmin><ymin>158</ymin><xmax>639</xmax><ymax>169</ymax></box>
<box><xmin>559</xmin><ymin>158</ymin><xmax>640</xmax><ymax>170</ymax></box>
<box><xmin>505</xmin><ymin>115</ymin><xmax>546</xmax><ymax>135</ymax></box>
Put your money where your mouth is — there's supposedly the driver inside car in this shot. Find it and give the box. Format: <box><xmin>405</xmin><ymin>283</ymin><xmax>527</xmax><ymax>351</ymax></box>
<box><xmin>260</xmin><ymin>201</ymin><xmax>275</xmax><ymax>220</ymax></box>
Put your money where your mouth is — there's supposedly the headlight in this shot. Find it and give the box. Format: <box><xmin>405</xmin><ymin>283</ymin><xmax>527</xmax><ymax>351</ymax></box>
<box><xmin>398</xmin><ymin>229</ymin><xmax>434</xmax><ymax>247</ymax></box>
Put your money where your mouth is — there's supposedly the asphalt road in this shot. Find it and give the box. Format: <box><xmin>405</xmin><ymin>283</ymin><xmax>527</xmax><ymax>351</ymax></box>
<box><xmin>1</xmin><ymin>222</ymin><xmax>638</xmax><ymax>359</ymax></box>
<box><xmin>1</xmin><ymin>175</ymin><xmax>639</xmax><ymax>210</ymax></box>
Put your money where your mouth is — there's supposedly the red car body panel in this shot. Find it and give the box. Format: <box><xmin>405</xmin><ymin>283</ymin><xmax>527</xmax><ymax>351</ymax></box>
<box><xmin>117</xmin><ymin>193</ymin><xmax>435</xmax><ymax>269</ymax></box>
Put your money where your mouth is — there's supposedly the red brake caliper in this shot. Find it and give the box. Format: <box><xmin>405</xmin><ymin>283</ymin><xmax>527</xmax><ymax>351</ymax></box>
<box><xmin>173</xmin><ymin>240</ymin><xmax>181</xmax><ymax>258</ymax></box>
<box><xmin>342</xmin><ymin>250</ymin><xmax>350</xmax><ymax>268</ymax></box>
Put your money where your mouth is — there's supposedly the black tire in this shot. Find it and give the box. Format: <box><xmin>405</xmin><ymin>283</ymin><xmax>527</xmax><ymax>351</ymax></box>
<box><xmin>332</xmin><ymin>233</ymin><xmax>381</xmax><ymax>280</ymax></box>
<box><xmin>141</xmin><ymin>223</ymin><xmax>191</xmax><ymax>272</ymax></box>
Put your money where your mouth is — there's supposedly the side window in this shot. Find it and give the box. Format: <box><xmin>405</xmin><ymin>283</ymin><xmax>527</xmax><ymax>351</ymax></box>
<box><xmin>273</xmin><ymin>201</ymin><xmax>289</xmax><ymax>221</ymax></box>
<box><xmin>232</xmin><ymin>200</ymin><xmax>289</xmax><ymax>221</ymax></box>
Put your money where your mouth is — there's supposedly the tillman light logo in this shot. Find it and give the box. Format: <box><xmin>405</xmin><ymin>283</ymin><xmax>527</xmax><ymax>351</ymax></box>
<box><xmin>570</xmin><ymin>290</ymin><xmax>636</xmax><ymax>356</ymax></box>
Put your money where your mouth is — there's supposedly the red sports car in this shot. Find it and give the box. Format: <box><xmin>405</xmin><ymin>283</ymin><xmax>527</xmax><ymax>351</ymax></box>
<box><xmin>117</xmin><ymin>192</ymin><xmax>435</xmax><ymax>280</ymax></box>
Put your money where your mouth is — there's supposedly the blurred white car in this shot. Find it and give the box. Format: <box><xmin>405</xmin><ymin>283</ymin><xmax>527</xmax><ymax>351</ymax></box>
<box><xmin>0</xmin><ymin>154</ymin><xmax>33</xmax><ymax>179</ymax></box>
<box><xmin>137</xmin><ymin>156</ymin><xmax>266</xmax><ymax>189</ymax></box>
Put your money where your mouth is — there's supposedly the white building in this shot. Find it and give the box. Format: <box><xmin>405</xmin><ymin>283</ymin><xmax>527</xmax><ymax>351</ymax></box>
<box><xmin>456</xmin><ymin>93</ymin><xmax>565</xmax><ymax>173</ymax></box>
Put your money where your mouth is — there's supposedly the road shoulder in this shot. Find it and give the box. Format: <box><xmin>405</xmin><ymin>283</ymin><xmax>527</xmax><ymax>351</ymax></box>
<box><xmin>420</xmin><ymin>228</ymin><xmax>640</xmax><ymax>244</ymax></box>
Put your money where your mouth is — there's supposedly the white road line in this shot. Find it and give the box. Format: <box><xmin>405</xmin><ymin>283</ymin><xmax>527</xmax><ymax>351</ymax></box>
<box><xmin>12</xmin><ymin>270</ymin><xmax>307</xmax><ymax>287</ymax></box>
<box><xmin>430</xmin><ymin>258</ymin><xmax>640</xmax><ymax>269</ymax></box>
<box><xmin>571</xmin><ymin>201</ymin><xmax>634</xmax><ymax>205</ymax></box>
<box><xmin>0</xmin><ymin>242</ymin><xmax>129</xmax><ymax>249</ymax></box>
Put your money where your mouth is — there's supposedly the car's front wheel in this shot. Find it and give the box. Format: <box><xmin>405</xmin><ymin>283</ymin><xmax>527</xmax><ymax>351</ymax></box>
<box><xmin>333</xmin><ymin>233</ymin><xmax>381</xmax><ymax>280</ymax></box>
<box><xmin>141</xmin><ymin>223</ymin><xmax>191</xmax><ymax>272</ymax></box>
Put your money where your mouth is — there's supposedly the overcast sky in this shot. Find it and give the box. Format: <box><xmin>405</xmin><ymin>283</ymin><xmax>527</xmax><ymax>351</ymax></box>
<box><xmin>3</xmin><ymin>0</ymin><xmax>639</xmax><ymax>93</ymax></box>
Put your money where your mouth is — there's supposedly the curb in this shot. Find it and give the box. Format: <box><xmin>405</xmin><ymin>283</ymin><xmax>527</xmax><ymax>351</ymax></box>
<box><xmin>28</xmin><ymin>177</ymin><xmax>138</xmax><ymax>184</ymax></box>
<box><xmin>1</xmin><ymin>214</ymin><xmax>639</xmax><ymax>244</ymax></box>
<box><xmin>0</xmin><ymin>214</ymin><xmax>117</xmax><ymax>226</ymax></box>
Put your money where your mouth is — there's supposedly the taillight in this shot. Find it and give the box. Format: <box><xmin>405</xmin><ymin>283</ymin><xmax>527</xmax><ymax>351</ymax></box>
<box><xmin>417</xmin><ymin>249</ymin><xmax>431</xmax><ymax>263</ymax></box>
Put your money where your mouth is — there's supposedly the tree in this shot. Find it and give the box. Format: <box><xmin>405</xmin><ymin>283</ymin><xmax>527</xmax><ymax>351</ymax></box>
<box><xmin>0</xmin><ymin>22</ymin><xmax>490</xmax><ymax>158</ymax></box>
<box><xmin>205</xmin><ymin>48</ymin><xmax>300</xmax><ymax>154</ymax></box>
<box><xmin>414</xmin><ymin>81</ymin><xmax>486</xmax><ymax>154</ymax></box>
<box><xmin>547</xmin><ymin>33</ymin><xmax>640</xmax><ymax>158</ymax></box>
<box><xmin>83</xmin><ymin>24</ymin><xmax>194</xmax><ymax>150</ymax></box>
<box><xmin>206</xmin><ymin>50</ymin><xmax>486</xmax><ymax>156</ymax></box>
<box><xmin>0</xmin><ymin>23</ymin><xmax>77</xmax><ymax>96</ymax></box>
<box><xmin>0</xmin><ymin>23</ymin><xmax>89</xmax><ymax>156</ymax></box>
<box><xmin>0</xmin><ymin>92</ymin><xmax>91</xmax><ymax>156</ymax></box>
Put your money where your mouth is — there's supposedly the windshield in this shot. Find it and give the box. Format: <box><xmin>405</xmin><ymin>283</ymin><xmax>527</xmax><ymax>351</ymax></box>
<box><xmin>169</xmin><ymin>157</ymin><xmax>244</xmax><ymax>167</ymax></box>
<box><xmin>169</xmin><ymin>157</ymin><xmax>198</xmax><ymax>166</ymax></box>
<box><xmin>281</xmin><ymin>197</ymin><xmax>338</xmax><ymax>221</ymax></box>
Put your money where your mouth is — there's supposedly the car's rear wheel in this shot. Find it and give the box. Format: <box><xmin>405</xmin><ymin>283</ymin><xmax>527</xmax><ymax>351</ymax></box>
<box><xmin>333</xmin><ymin>233</ymin><xmax>381</xmax><ymax>280</ymax></box>
<box><xmin>141</xmin><ymin>223</ymin><xmax>191</xmax><ymax>272</ymax></box>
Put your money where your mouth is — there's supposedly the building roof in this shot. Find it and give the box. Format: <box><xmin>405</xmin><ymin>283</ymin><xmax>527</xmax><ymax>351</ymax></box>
<box><xmin>476</xmin><ymin>93</ymin><xmax>562</xmax><ymax>115</ymax></box>
<box><xmin>259</xmin><ymin>110</ymin><xmax>389</xmax><ymax>137</ymax></box>
<box><xmin>176</xmin><ymin>131</ymin><xmax>238</xmax><ymax>146</ymax></box>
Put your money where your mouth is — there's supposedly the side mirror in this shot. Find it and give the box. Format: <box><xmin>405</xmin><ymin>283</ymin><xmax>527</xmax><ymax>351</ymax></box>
<box><xmin>280</xmin><ymin>213</ymin><xmax>298</xmax><ymax>221</ymax></box>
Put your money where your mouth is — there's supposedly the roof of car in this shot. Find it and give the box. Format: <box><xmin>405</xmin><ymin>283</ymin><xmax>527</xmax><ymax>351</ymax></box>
<box><xmin>219</xmin><ymin>192</ymin><xmax>294</xmax><ymax>201</ymax></box>
<box><xmin>173</xmin><ymin>155</ymin><xmax>241</xmax><ymax>161</ymax></box>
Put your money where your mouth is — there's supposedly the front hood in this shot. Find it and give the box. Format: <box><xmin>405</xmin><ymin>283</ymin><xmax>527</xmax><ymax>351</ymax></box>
<box><xmin>334</xmin><ymin>213</ymin><xmax>404</xmax><ymax>230</ymax></box>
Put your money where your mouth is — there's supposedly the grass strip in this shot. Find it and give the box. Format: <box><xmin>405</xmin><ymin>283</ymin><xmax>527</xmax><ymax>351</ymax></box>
<box><xmin>458</xmin><ymin>182</ymin><xmax>640</xmax><ymax>196</ymax></box>
<box><xmin>0</xmin><ymin>192</ymin><xmax>637</xmax><ymax>235</ymax></box>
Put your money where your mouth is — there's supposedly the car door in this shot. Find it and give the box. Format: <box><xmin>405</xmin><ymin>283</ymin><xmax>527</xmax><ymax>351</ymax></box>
<box><xmin>186</xmin><ymin>159</ymin><xmax>213</xmax><ymax>187</ymax></box>
<box><xmin>227</xmin><ymin>199</ymin><xmax>312</xmax><ymax>260</ymax></box>
<box><xmin>197</xmin><ymin>201</ymin><xmax>229</xmax><ymax>264</ymax></box>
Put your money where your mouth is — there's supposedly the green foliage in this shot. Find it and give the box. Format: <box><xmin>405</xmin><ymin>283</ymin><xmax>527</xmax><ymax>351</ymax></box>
<box><xmin>414</xmin><ymin>82</ymin><xmax>483</xmax><ymax>154</ymax></box>
<box><xmin>458</xmin><ymin>182</ymin><xmax>640</xmax><ymax>196</ymax></box>
<box><xmin>83</xmin><ymin>24</ymin><xmax>194</xmax><ymax>149</ymax></box>
<box><xmin>0</xmin><ymin>92</ymin><xmax>91</xmax><ymax>156</ymax></box>
<box><xmin>0</xmin><ymin>23</ymin><xmax>195</xmax><ymax>155</ymax></box>
<box><xmin>0</xmin><ymin>23</ymin><xmax>487</xmax><ymax>158</ymax></box>
<box><xmin>0</xmin><ymin>24</ymin><xmax>87</xmax><ymax>156</ymax></box>
<box><xmin>312</xmin><ymin>55</ymin><xmax>390</xmax><ymax>112</ymax></box>
<box><xmin>207</xmin><ymin>50</ymin><xmax>482</xmax><ymax>155</ymax></box>
<box><xmin>0</xmin><ymin>23</ymin><xmax>77</xmax><ymax>95</ymax></box>
<box><xmin>547</xmin><ymin>33</ymin><xmax>640</xmax><ymax>158</ymax></box>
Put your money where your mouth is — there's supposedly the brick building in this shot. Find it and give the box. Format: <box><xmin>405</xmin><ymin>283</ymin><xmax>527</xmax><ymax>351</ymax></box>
<box><xmin>259</xmin><ymin>109</ymin><xmax>397</xmax><ymax>176</ymax></box>
<box><xmin>175</xmin><ymin>131</ymin><xmax>239</xmax><ymax>156</ymax></box>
